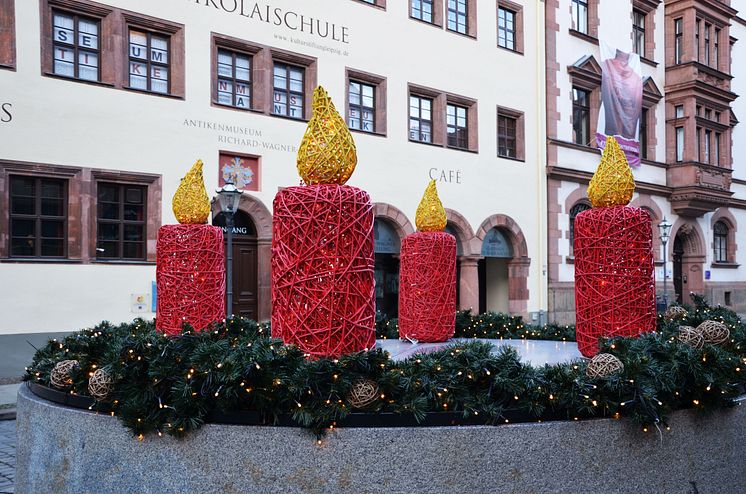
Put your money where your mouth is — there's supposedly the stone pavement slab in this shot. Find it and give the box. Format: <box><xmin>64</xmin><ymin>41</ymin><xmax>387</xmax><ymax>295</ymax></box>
<box><xmin>0</xmin><ymin>420</ymin><xmax>15</xmax><ymax>494</ymax></box>
<box><xmin>0</xmin><ymin>386</ymin><xmax>21</xmax><ymax>408</ymax></box>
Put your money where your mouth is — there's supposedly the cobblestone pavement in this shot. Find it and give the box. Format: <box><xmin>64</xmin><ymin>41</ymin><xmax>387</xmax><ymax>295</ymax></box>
<box><xmin>0</xmin><ymin>420</ymin><xmax>15</xmax><ymax>494</ymax></box>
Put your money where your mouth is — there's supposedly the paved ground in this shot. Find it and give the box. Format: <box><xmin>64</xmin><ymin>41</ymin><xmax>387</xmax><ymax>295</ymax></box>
<box><xmin>0</xmin><ymin>420</ymin><xmax>15</xmax><ymax>494</ymax></box>
<box><xmin>0</xmin><ymin>332</ymin><xmax>70</xmax><ymax>380</ymax></box>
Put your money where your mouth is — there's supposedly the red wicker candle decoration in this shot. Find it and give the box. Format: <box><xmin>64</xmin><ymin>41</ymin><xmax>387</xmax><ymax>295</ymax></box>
<box><xmin>271</xmin><ymin>87</ymin><xmax>375</xmax><ymax>358</ymax></box>
<box><xmin>574</xmin><ymin>137</ymin><xmax>655</xmax><ymax>357</ymax></box>
<box><xmin>399</xmin><ymin>181</ymin><xmax>456</xmax><ymax>342</ymax></box>
<box><xmin>156</xmin><ymin>160</ymin><xmax>226</xmax><ymax>336</ymax></box>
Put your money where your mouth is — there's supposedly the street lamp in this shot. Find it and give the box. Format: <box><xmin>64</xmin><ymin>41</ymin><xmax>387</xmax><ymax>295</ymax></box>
<box><xmin>658</xmin><ymin>217</ymin><xmax>672</xmax><ymax>309</ymax></box>
<box><xmin>216</xmin><ymin>180</ymin><xmax>243</xmax><ymax>318</ymax></box>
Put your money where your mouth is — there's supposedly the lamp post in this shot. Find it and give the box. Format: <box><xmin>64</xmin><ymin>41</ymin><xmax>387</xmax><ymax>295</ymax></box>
<box><xmin>658</xmin><ymin>217</ymin><xmax>672</xmax><ymax>309</ymax></box>
<box><xmin>216</xmin><ymin>180</ymin><xmax>243</xmax><ymax>318</ymax></box>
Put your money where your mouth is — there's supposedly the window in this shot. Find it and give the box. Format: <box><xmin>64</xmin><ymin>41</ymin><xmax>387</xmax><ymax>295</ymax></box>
<box><xmin>0</xmin><ymin>0</ymin><xmax>15</xmax><ymax>69</ymax></box>
<box><xmin>676</xmin><ymin>126</ymin><xmax>684</xmax><ymax>162</ymax></box>
<box><xmin>273</xmin><ymin>63</ymin><xmax>304</xmax><ymax>119</ymax></box>
<box><xmin>447</xmin><ymin>0</ymin><xmax>467</xmax><ymax>34</ymax></box>
<box><xmin>715</xmin><ymin>132</ymin><xmax>721</xmax><ymax>165</ymax></box>
<box><xmin>348</xmin><ymin>80</ymin><xmax>375</xmax><ymax>133</ymax></box>
<box><xmin>714</xmin><ymin>28</ymin><xmax>720</xmax><ymax>68</ymax></box>
<box><xmin>696</xmin><ymin>19</ymin><xmax>701</xmax><ymax>61</ymax></box>
<box><xmin>447</xmin><ymin>104</ymin><xmax>468</xmax><ymax>149</ymax></box>
<box><xmin>675</xmin><ymin>105</ymin><xmax>684</xmax><ymax>118</ymax></box>
<box><xmin>9</xmin><ymin>176</ymin><xmax>67</xmax><ymax>258</ymax></box>
<box><xmin>697</xmin><ymin>126</ymin><xmax>701</xmax><ymax>161</ymax></box>
<box><xmin>52</xmin><ymin>11</ymin><xmax>100</xmax><ymax>81</ymax></box>
<box><xmin>498</xmin><ymin>7</ymin><xmax>516</xmax><ymax>50</ymax></box>
<box><xmin>713</xmin><ymin>221</ymin><xmax>728</xmax><ymax>263</ymax></box>
<box><xmin>705</xmin><ymin>129</ymin><xmax>711</xmax><ymax>164</ymax></box>
<box><xmin>674</xmin><ymin>19</ymin><xmax>683</xmax><ymax>64</ymax></box>
<box><xmin>704</xmin><ymin>23</ymin><xmax>711</xmax><ymax>66</ymax></box>
<box><xmin>97</xmin><ymin>183</ymin><xmax>146</xmax><ymax>260</ymax></box>
<box><xmin>572</xmin><ymin>87</ymin><xmax>591</xmax><ymax>146</ymax></box>
<box><xmin>409</xmin><ymin>95</ymin><xmax>432</xmax><ymax>143</ymax></box>
<box><xmin>128</xmin><ymin>29</ymin><xmax>170</xmax><ymax>94</ymax></box>
<box><xmin>498</xmin><ymin>114</ymin><xmax>517</xmax><ymax>158</ymax></box>
<box><xmin>411</xmin><ymin>0</ymin><xmax>433</xmax><ymax>23</ymax></box>
<box><xmin>572</xmin><ymin>0</ymin><xmax>588</xmax><ymax>35</ymax></box>
<box><xmin>640</xmin><ymin>107</ymin><xmax>648</xmax><ymax>159</ymax></box>
<box><xmin>216</xmin><ymin>49</ymin><xmax>252</xmax><ymax>109</ymax></box>
<box><xmin>633</xmin><ymin>10</ymin><xmax>645</xmax><ymax>57</ymax></box>
<box><xmin>569</xmin><ymin>202</ymin><xmax>591</xmax><ymax>256</ymax></box>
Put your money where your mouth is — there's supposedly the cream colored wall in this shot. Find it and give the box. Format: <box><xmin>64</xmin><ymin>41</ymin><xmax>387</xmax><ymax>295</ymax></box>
<box><xmin>484</xmin><ymin>258</ymin><xmax>509</xmax><ymax>313</ymax></box>
<box><xmin>0</xmin><ymin>0</ymin><xmax>547</xmax><ymax>333</ymax></box>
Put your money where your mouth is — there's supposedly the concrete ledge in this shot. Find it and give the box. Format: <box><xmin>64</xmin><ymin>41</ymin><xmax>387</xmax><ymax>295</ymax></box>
<box><xmin>15</xmin><ymin>385</ymin><xmax>746</xmax><ymax>494</ymax></box>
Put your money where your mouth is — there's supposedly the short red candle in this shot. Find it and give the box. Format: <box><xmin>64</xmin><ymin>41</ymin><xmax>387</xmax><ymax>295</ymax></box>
<box><xmin>271</xmin><ymin>184</ymin><xmax>375</xmax><ymax>358</ymax></box>
<box><xmin>574</xmin><ymin>205</ymin><xmax>655</xmax><ymax>357</ymax></box>
<box><xmin>398</xmin><ymin>232</ymin><xmax>456</xmax><ymax>342</ymax></box>
<box><xmin>156</xmin><ymin>224</ymin><xmax>226</xmax><ymax>336</ymax></box>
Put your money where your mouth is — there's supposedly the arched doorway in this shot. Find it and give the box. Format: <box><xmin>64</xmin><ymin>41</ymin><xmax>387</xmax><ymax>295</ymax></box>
<box><xmin>213</xmin><ymin>210</ymin><xmax>258</xmax><ymax>320</ymax></box>
<box><xmin>444</xmin><ymin>222</ymin><xmax>463</xmax><ymax>307</ymax></box>
<box><xmin>478</xmin><ymin>228</ymin><xmax>513</xmax><ymax>313</ymax></box>
<box><xmin>374</xmin><ymin>218</ymin><xmax>400</xmax><ymax>319</ymax></box>
<box><xmin>671</xmin><ymin>223</ymin><xmax>705</xmax><ymax>305</ymax></box>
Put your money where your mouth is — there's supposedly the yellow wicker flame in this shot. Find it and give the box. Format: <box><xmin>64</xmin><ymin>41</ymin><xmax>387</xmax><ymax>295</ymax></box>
<box><xmin>415</xmin><ymin>180</ymin><xmax>447</xmax><ymax>232</ymax></box>
<box><xmin>172</xmin><ymin>159</ymin><xmax>210</xmax><ymax>224</ymax></box>
<box><xmin>297</xmin><ymin>86</ymin><xmax>358</xmax><ymax>185</ymax></box>
<box><xmin>587</xmin><ymin>136</ymin><xmax>635</xmax><ymax>207</ymax></box>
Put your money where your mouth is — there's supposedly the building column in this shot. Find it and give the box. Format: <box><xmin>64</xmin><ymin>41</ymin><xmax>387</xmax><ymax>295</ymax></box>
<box><xmin>458</xmin><ymin>255</ymin><xmax>482</xmax><ymax>312</ymax></box>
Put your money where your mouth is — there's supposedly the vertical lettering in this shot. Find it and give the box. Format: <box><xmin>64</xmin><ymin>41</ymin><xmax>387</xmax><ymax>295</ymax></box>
<box><xmin>300</xmin><ymin>15</ymin><xmax>313</xmax><ymax>34</ymax></box>
<box><xmin>0</xmin><ymin>103</ymin><xmax>12</xmax><ymax>123</ymax></box>
<box><xmin>316</xmin><ymin>20</ymin><xmax>329</xmax><ymax>38</ymax></box>
<box><xmin>342</xmin><ymin>26</ymin><xmax>350</xmax><ymax>44</ymax></box>
<box><xmin>273</xmin><ymin>8</ymin><xmax>283</xmax><ymax>26</ymax></box>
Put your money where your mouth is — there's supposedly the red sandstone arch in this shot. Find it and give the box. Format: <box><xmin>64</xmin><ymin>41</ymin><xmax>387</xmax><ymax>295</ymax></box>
<box><xmin>372</xmin><ymin>203</ymin><xmax>415</xmax><ymax>241</ymax></box>
<box><xmin>445</xmin><ymin>208</ymin><xmax>476</xmax><ymax>256</ymax></box>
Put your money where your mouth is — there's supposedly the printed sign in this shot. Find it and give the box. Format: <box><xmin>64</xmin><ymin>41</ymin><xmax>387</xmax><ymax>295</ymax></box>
<box><xmin>596</xmin><ymin>42</ymin><xmax>643</xmax><ymax>166</ymax></box>
<box><xmin>131</xmin><ymin>293</ymin><xmax>150</xmax><ymax>313</ymax></box>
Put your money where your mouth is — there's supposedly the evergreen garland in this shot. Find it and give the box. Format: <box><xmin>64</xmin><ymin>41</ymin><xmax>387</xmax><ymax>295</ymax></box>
<box><xmin>25</xmin><ymin>299</ymin><xmax>745</xmax><ymax>438</ymax></box>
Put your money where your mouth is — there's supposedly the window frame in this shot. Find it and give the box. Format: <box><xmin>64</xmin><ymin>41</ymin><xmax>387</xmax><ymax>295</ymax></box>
<box><xmin>0</xmin><ymin>0</ymin><xmax>15</xmax><ymax>70</ymax></box>
<box><xmin>95</xmin><ymin>182</ymin><xmax>147</xmax><ymax>261</ymax></box>
<box><xmin>713</xmin><ymin>221</ymin><xmax>728</xmax><ymax>263</ymax></box>
<box><xmin>632</xmin><ymin>9</ymin><xmax>645</xmax><ymax>58</ymax></box>
<box><xmin>215</xmin><ymin>48</ymin><xmax>253</xmax><ymax>111</ymax></box>
<box><xmin>411</xmin><ymin>0</ymin><xmax>435</xmax><ymax>24</ymax></box>
<box><xmin>675</xmin><ymin>126</ymin><xmax>684</xmax><ymax>162</ymax></box>
<box><xmin>51</xmin><ymin>9</ymin><xmax>101</xmax><ymax>82</ymax></box>
<box><xmin>674</xmin><ymin>18</ymin><xmax>683</xmax><ymax>64</ymax></box>
<box><xmin>447</xmin><ymin>0</ymin><xmax>468</xmax><ymax>35</ymax></box>
<box><xmin>704</xmin><ymin>22</ymin><xmax>711</xmax><ymax>67</ymax></box>
<box><xmin>639</xmin><ymin>107</ymin><xmax>648</xmax><ymax>160</ymax></box>
<box><xmin>127</xmin><ymin>28</ymin><xmax>171</xmax><ymax>95</ymax></box>
<box><xmin>348</xmin><ymin>80</ymin><xmax>376</xmax><ymax>134</ymax></box>
<box><xmin>8</xmin><ymin>176</ymin><xmax>68</xmax><ymax>259</ymax></box>
<box><xmin>346</xmin><ymin>68</ymin><xmax>387</xmax><ymax>137</ymax></box>
<box><xmin>572</xmin><ymin>0</ymin><xmax>589</xmax><ymax>35</ymax></box>
<box><xmin>272</xmin><ymin>61</ymin><xmax>305</xmax><ymax>120</ymax></box>
<box><xmin>572</xmin><ymin>86</ymin><xmax>591</xmax><ymax>146</ymax></box>
<box><xmin>409</xmin><ymin>94</ymin><xmax>434</xmax><ymax>144</ymax></box>
<box><xmin>446</xmin><ymin>103</ymin><xmax>468</xmax><ymax>150</ymax></box>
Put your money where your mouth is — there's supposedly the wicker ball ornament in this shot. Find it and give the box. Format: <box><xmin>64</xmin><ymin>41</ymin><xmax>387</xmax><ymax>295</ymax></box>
<box><xmin>677</xmin><ymin>326</ymin><xmax>704</xmax><ymax>349</ymax></box>
<box><xmin>664</xmin><ymin>306</ymin><xmax>688</xmax><ymax>322</ymax></box>
<box><xmin>88</xmin><ymin>368</ymin><xmax>113</xmax><ymax>401</ymax></box>
<box><xmin>697</xmin><ymin>320</ymin><xmax>730</xmax><ymax>345</ymax></box>
<box><xmin>586</xmin><ymin>353</ymin><xmax>624</xmax><ymax>379</ymax></box>
<box><xmin>347</xmin><ymin>379</ymin><xmax>380</xmax><ymax>410</ymax></box>
<box><xmin>50</xmin><ymin>359</ymin><xmax>79</xmax><ymax>389</ymax></box>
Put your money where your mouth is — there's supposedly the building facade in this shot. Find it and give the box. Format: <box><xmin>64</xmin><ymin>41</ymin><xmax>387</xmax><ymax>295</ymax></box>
<box><xmin>546</xmin><ymin>0</ymin><xmax>746</xmax><ymax>324</ymax></box>
<box><xmin>0</xmin><ymin>0</ymin><xmax>548</xmax><ymax>336</ymax></box>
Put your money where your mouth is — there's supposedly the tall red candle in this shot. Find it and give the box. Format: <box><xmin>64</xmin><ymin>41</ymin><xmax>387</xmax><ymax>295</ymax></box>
<box><xmin>574</xmin><ymin>137</ymin><xmax>655</xmax><ymax>357</ymax></box>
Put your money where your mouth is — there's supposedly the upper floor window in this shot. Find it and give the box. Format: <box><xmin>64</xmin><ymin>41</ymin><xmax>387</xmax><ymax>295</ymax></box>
<box><xmin>52</xmin><ymin>11</ymin><xmax>100</xmax><ymax>81</ymax></box>
<box><xmin>128</xmin><ymin>29</ymin><xmax>170</xmax><ymax>94</ymax></box>
<box><xmin>348</xmin><ymin>80</ymin><xmax>375</xmax><ymax>133</ymax></box>
<box><xmin>640</xmin><ymin>107</ymin><xmax>648</xmax><ymax>159</ymax></box>
<box><xmin>9</xmin><ymin>176</ymin><xmax>67</xmax><ymax>258</ymax></box>
<box><xmin>411</xmin><ymin>0</ymin><xmax>434</xmax><ymax>23</ymax></box>
<box><xmin>409</xmin><ymin>95</ymin><xmax>433</xmax><ymax>143</ymax></box>
<box><xmin>498</xmin><ymin>8</ymin><xmax>516</xmax><ymax>51</ymax></box>
<box><xmin>273</xmin><ymin>63</ymin><xmax>304</xmax><ymax>119</ymax></box>
<box><xmin>97</xmin><ymin>183</ymin><xmax>146</xmax><ymax>260</ymax></box>
<box><xmin>446</xmin><ymin>104</ymin><xmax>468</xmax><ymax>149</ymax></box>
<box><xmin>497</xmin><ymin>113</ymin><xmax>517</xmax><ymax>158</ymax></box>
<box><xmin>572</xmin><ymin>87</ymin><xmax>591</xmax><ymax>146</ymax></box>
<box><xmin>447</xmin><ymin>0</ymin><xmax>467</xmax><ymax>34</ymax></box>
<box><xmin>713</xmin><ymin>221</ymin><xmax>728</xmax><ymax>263</ymax></box>
<box><xmin>217</xmin><ymin>49</ymin><xmax>252</xmax><ymax>110</ymax></box>
<box><xmin>704</xmin><ymin>23</ymin><xmax>711</xmax><ymax>66</ymax></box>
<box><xmin>632</xmin><ymin>10</ymin><xmax>645</xmax><ymax>57</ymax></box>
<box><xmin>714</xmin><ymin>28</ymin><xmax>720</xmax><ymax>68</ymax></box>
<box><xmin>674</xmin><ymin>18</ymin><xmax>683</xmax><ymax>64</ymax></box>
<box><xmin>0</xmin><ymin>0</ymin><xmax>15</xmax><ymax>69</ymax></box>
<box><xmin>696</xmin><ymin>19</ymin><xmax>701</xmax><ymax>61</ymax></box>
<box><xmin>676</xmin><ymin>126</ymin><xmax>684</xmax><ymax>162</ymax></box>
<box><xmin>572</xmin><ymin>0</ymin><xmax>588</xmax><ymax>35</ymax></box>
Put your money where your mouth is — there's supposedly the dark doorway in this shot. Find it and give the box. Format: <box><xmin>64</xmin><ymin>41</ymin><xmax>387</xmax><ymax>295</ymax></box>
<box><xmin>673</xmin><ymin>235</ymin><xmax>684</xmax><ymax>304</ymax></box>
<box><xmin>213</xmin><ymin>211</ymin><xmax>258</xmax><ymax>320</ymax></box>
<box><xmin>478</xmin><ymin>228</ymin><xmax>512</xmax><ymax>314</ymax></box>
<box><xmin>374</xmin><ymin>219</ymin><xmax>400</xmax><ymax>319</ymax></box>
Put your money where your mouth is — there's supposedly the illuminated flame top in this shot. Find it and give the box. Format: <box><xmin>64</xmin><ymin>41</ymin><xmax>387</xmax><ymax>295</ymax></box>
<box><xmin>416</xmin><ymin>180</ymin><xmax>447</xmax><ymax>232</ymax></box>
<box><xmin>297</xmin><ymin>86</ymin><xmax>358</xmax><ymax>185</ymax></box>
<box><xmin>173</xmin><ymin>159</ymin><xmax>210</xmax><ymax>224</ymax></box>
<box><xmin>587</xmin><ymin>136</ymin><xmax>635</xmax><ymax>207</ymax></box>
